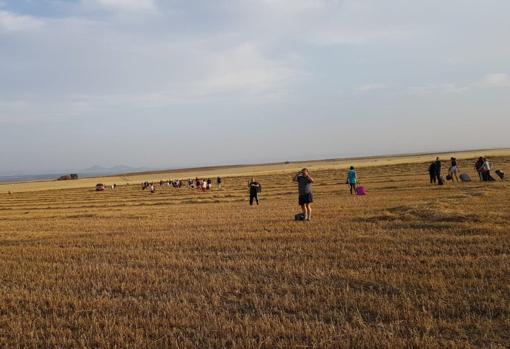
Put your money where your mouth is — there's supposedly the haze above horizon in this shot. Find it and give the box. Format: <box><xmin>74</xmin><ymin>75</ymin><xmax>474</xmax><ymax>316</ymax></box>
<box><xmin>1</xmin><ymin>0</ymin><xmax>509</xmax><ymax>174</ymax></box>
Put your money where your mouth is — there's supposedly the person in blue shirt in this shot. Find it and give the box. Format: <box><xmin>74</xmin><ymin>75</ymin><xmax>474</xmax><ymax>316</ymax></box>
<box><xmin>347</xmin><ymin>166</ymin><xmax>357</xmax><ymax>194</ymax></box>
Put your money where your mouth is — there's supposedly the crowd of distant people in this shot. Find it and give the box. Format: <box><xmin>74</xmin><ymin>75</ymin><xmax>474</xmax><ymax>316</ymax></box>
<box><xmin>141</xmin><ymin>177</ymin><xmax>223</xmax><ymax>193</ymax></box>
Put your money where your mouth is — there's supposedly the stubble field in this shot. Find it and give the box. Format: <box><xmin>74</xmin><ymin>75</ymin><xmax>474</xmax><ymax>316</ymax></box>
<box><xmin>0</xmin><ymin>156</ymin><xmax>509</xmax><ymax>348</ymax></box>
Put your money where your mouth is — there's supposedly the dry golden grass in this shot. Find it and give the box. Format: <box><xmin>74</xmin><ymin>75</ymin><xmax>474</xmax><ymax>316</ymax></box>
<box><xmin>0</xmin><ymin>156</ymin><xmax>509</xmax><ymax>348</ymax></box>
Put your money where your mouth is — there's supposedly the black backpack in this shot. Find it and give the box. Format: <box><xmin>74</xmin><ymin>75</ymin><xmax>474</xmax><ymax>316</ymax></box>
<box><xmin>295</xmin><ymin>213</ymin><xmax>306</xmax><ymax>221</ymax></box>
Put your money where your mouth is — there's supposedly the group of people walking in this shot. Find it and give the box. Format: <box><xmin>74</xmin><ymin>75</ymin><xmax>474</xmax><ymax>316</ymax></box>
<box><xmin>189</xmin><ymin>177</ymin><xmax>223</xmax><ymax>191</ymax></box>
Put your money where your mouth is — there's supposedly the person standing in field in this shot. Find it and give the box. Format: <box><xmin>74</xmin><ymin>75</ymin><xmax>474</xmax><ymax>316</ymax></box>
<box><xmin>346</xmin><ymin>166</ymin><xmax>357</xmax><ymax>194</ymax></box>
<box><xmin>475</xmin><ymin>157</ymin><xmax>484</xmax><ymax>181</ymax></box>
<box><xmin>480</xmin><ymin>157</ymin><xmax>495</xmax><ymax>181</ymax></box>
<box><xmin>434</xmin><ymin>157</ymin><xmax>442</xmax><ymax>184</ymax></box>
<box><xmin>248</xmin><ymin>178</ymin><xmax>261</xmax><ymax>206</ymax></box>
<box><xmin>217</xmin><ymin>177</ymin><xmax>222</xmax><ymax>190</ymax></box>
<box><xmin>293</xmin><ymin>168</ymin><xmax>314</xmax><ymax>221</ymax></box>
<box><xmin>448</xmin><ymin>157</ymin><xmax>459</xmax><ymax>182</ymax></box>
<box><xmin>428</xmin><ymin>161</ymin><xmax>437</xmax><ymax>184</ymax></box>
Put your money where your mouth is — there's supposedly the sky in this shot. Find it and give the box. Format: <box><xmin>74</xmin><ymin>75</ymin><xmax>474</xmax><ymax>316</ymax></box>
<box><xmin>0</xmin><ymin>0</ymin><xmax>509</xmax><ymax>174</ymax></box>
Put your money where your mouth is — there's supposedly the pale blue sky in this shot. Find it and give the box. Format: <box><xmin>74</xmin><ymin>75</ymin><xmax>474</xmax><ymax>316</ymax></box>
<box><xmin>1</xmin><ymin>0</ymin><xmax>509</xmax><ymax>174</ymax></box>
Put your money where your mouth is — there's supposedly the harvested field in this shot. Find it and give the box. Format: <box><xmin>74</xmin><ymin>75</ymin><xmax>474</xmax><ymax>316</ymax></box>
<box><xmin>0</xmin><ymin>156</ymin><xmax>509</xmax><ymax>348</ymax></box>
<box><xmin>1</xmin><ymin>148</ymin><xmax>509</xmax><ymax>194</ymax></box>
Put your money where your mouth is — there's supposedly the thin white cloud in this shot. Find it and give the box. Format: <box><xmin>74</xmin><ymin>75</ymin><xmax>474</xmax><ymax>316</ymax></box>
<box><xmin>0</xmin><ymin>10</ymin><xmax>43</xmax><ymax>32</ymax></box>
<box><xmin>312</xmin><ymin>28</ymin><xmax>412</xmax><ymax>46</ymax></box>
<box><xmin>395</xmin><ymin>73</ymin><xmax>510</xmax><ymax>96</ymax></box>
<box><xmin>237</xmin><ymin>0</ymin><xmax>414</xmax><ymax>47</ymax></box>
<box><xmin>201</xmin><ymin>43</ymin><xmax>296</xmax><ymax>96</ymax></box>
<box><xmin>479</xmin><ymin>73</ymin><xmax>510</xmax><ymax>88</ymax></box>
<box><xmin>258</xmin><ymin>0</ymin><xmax>336</xmax><ymax>13</ymax></box>
<box><xmin>83</xmin><ymin>0</ymin><xmax>156</xmax><ymax>13</ymax></box>
<box><xmin>0</xmin><ymin>30</ymin><xmax>299</xmax><ymax>118</ymax></box>
<box><xmin>406</xmin><ymin>83</ymin><xmax>469</xmax><ymax>95</ymax></box>
<box><xmin>356</xmin><ymin>83</ymin><xmax>386</xmax><ymax>93</ymax></box>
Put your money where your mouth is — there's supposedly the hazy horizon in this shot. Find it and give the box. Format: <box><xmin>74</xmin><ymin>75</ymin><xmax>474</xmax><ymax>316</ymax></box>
<box><xmin>2</xmin><ymin>146</ymin><xmax>508</xmax><ymax>178</ymax></box>
<box><xmin>1</xmin><ymin>0</ymin><xmax>509</xmax><ymax>174</ymax></box>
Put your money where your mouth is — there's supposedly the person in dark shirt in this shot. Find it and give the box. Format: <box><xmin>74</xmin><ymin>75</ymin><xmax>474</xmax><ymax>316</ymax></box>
<box><xmin>428</xmin><ymin>162</ymin><xmax>437</xmax><ymax>184</ymax></box>
<box><xmin>293</xmin><ymin>168</ymin><xmax>314</xmax><ymax>221</ymax></box>
<box><xmin>475</xmin><ymin>157</ymin><xmax>484</xmax><ymax>181</ymax></box>
<box><xmin>248</xmin><ymin>178</ymin><xmax>261</xmax><ymax>205</ymax></box>
<box><xmin>434</xmin><ymin>157</ymin><xmax>442</xmax><ymax>184</ymax></box>
<box><xmin>217</xmin><ymin>177</ymin><xmax>222</xmax><ymax>190</ymax></box>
